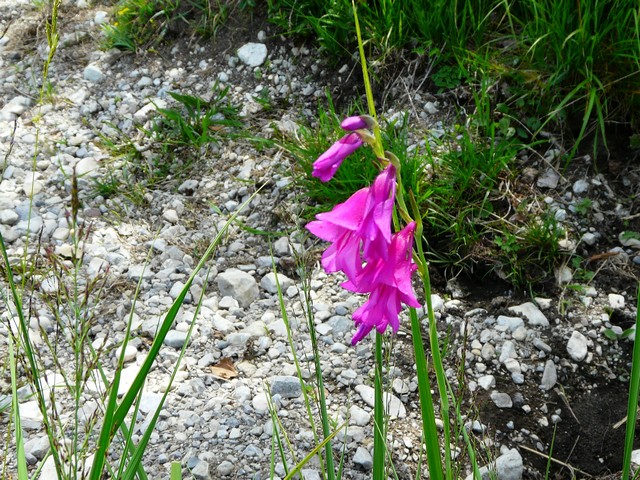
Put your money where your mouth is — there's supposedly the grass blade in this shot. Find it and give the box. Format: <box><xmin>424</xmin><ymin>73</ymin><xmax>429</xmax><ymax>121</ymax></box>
<box><xmin>622</xmin><ymin>283</ymin><xmax>640</xmax><ymax>479</ymax></box>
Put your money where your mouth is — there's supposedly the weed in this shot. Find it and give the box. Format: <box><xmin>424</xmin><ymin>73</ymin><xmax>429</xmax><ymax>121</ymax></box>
<box><xmin>95</xmin><ymin>86</ymin><xmax>242</xmax><ymax>202</ymax></box>
<box><xmin>269</xmin><ymin>0</ymin><xmax>640</xmax><ymax>160</ymax></box>
<box><xmin>104</xmin><ymin>0</ymin><xmax>255</xmax><ymax>51</ymax></box>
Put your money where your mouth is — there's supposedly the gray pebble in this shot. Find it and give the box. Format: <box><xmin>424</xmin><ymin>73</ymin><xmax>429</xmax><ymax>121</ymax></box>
<box><xmin>353</xmin><ymin>446</ymin><xmax>373</xmax><ymax>470</ymax></box>
<box><xmin>164</xmin><ymin>330</ymin><xmax>190</xmax><ymax>348</ymax></box>
<box><xmin>270</xmin><ymin>376</ymin><xmax>301</xmax><ymax>399</ymax></box>
<box><xmin>490</xmin><ymin>391</ymin><xmax>513</xmax><ymax>408</ymax></box>
<box><xmin>567</xmin><ymin>330</ymin><xmax>588</xmax><ymax>361</ymax></box>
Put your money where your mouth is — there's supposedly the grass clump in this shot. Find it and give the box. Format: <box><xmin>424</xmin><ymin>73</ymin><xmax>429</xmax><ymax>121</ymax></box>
<box><xmin>283</xmin><ymin>90</ymin><xmax>567</xmax><ymax>289</ymax></box>
<box><xmin>95</xmin><ymin>86</ymin><xmax>242</xmax><ymax>203</ymax></box>
<box><xmin>268</xmin><ymin>0</ymin><xmax>640</xmax><ymax>159</ymax></box>
<box><xmin>103</xmin><ymin>0</ymin><xmax>250</xmax><ymax>51</ymax></box>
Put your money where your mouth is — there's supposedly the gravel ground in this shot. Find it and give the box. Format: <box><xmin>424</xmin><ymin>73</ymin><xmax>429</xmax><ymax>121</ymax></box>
<box><xmin>1</xmin><ymin>1</ymin><xmax>640</xmax><ymax>479</ymax></box>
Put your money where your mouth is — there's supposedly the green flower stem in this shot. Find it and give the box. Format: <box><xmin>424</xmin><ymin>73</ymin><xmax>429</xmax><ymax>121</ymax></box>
<box><xmin>353</xmin><ymin>1</ymin><xmax>384</xmax><ymax>160</ymax></box>
<box><xmin>622</xmin><ymin>283</ymin><xmax>640</xmax><ymax>480</ymax></box>
<box><xmin>412</xmin><ymin>194</ymin><xmax>452</xmax><ymax>479</ymax></box>
<box><xmin>373</xmin><ymin>332</ymin><xmax>386</xmax><ymax>479</ymax></box>
<box><xmin>409</xmin><ymin>307</ymin><xmax>444</xmax><ymax>480</ymax></box>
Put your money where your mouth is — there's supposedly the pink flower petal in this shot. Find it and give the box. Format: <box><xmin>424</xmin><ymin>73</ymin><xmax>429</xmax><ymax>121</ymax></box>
<box><xmin>312</xmin><ymin>133</ymin><xmax>363</xmax><ymax>182</ymax></box>
<box><xmin>341</xmin><ymin>116</ymin><xmax>369</xmax><ymax>131</ymax></box>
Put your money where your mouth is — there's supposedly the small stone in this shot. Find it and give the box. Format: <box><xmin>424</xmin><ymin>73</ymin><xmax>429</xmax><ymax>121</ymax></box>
<box><xmin>0</xmin><ymin>209</ymin><xmax>19</xmax><ymax>225</ymax></box>
<box><xmin>533</xmin><ymin>338</ymin><xmax>552</xmax><ymax>353</ymax></box>
<box><xmin>270</xmin><ymin>376</ymin><xmax>301</xmax><ymax>398</ymax></box>
<box><xmin>163</xmin><ymin>209</ymin><xmax>179</xmax><ymax>224</ymax></box>
<box><xmin>349</xmin><ymin>405</ymin><xmax>370</xmax><ymax>426</ymax></box>
<box><xmin>94</xmin><ymin>11</ymin><xmax>109</xmax><ymax>24</ymax></box>
<box><xmin>83</xmin><ymin>64</ymin><xmax>104</xmax><ymax>83</ymax></box>
<box><xmin>497</xmin><ymin>315</ymin><xmax>525</xmax><ymax>332</ymax></box>
<box><xmin>24</xmin><ymin>435</ymin><xmax>49</xmax><ymax>460</ymax></box>
<box><xmin>537</xmin><ymin>168</ymin><xmax>560</xmax><ymax>189</ymax></box>
<box><xmin>572</xmin><ymin>179</ymin><xmax>589</xmax><ymax>194</ymax></box>
<box><xmin>620</xmin><ymin>232</ymin><xmax>640</xmax><ymax>248</ymax></box>
<box><xmin>431</xmin><ymin>294</ymin><xmax>444</xmax><ymax>312</ymax></box>
<box><xmin>555</xmin><ymin>265</ymin><xmax>573</xmax><ymax>285</ymax></box>
<box><xmin>164</xmin><ymin>330</ymin><xmax>190</xmax><ymax>349</ymax></box>
<box><xmin>478</xmin><ymin>375</ymin><xmax>496</xmax><ymax>390</ymax></box>
<box><xmin>608</xmin><ymin>293</ymin><xmax>625</xmax><ymax>309</ymax></box>
<box><xmin>499</xmin><ymin>340</ymin><xmax>517</xmax><ymax>363</ymax></box>
<box><xmin>190</xmin><ymin>459</ymin><xmax>210</xmax><ymax>480</ymax></box>
<box><xmin>216</xmin><ymin>460</ymin><xmax>234</xmax><ymax>476</ymax></box>
<box><xmin>217</xmin><ymin>268</ymin><xmax>259</xmax><ymax>308</ymax></box>
<box><xmin>540</xmin><ymin>360</ymin><xmax>557</xmax><ymax>391</ymax></box>
<box><xmin>490</xmin><ymin>391</ymin><xmax>512</xmax><ymax>408</ymax></box>
<box><xmin>260</xmin><ymin>272</ymin><xmax>293</xmax><ymax>293</ymax></box>
<box><xmin>508</xmin><ymin>302</ymin><xmax>549</xmax><ymax>327</ymax></box>
<box><xmin>353</xmin><ymin>446</ymin><xmax>373</xmax><ymax>471</ymax></box>
<box><xmin>354</xmin><ymin>385</ymin><xmax>405</xmax><ymax>418</ymax></box>
<box><xmin>567</xmin><ymin>330</ymin><xmax>588</xmax><ymax>362</ymax></box>
<box><xmin>116</xmin><ymin>344</ymin><xmax>138</xmax><ymax>363</ymax></box>
<box><xmin>252</xmin><ymin>392</ymin><xmax>269</xmax><ymax>414</ymax></box>
<box><xmin>273</xmin><ymin>236</ymin><xmax>289</xmax><ymax>256</ymax></box>
<box><xmin>237</xmin><ymin>43</ymin><xmax>268</xmax><ymax>67</ymax></box>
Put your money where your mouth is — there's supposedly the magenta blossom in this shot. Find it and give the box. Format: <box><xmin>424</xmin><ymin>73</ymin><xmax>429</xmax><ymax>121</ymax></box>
<box><xmin>306</xmin><ymin>188</ymin><xmax>369</xmax><ymax>280</ymax></box>
<box><xmin>306</xmin><ymin>165</ymin><xmax>397</xmax><ymax>280</ymax></box>
<box><xmin>312</xmin><ymin>132</ymin><xmax>363</xmax><ymax>182</ymax></box>
<box><xmin>343</xmin><ymin>222</ymin><xmax>420</xmax><ymax>345</ymax></box>
<box><xmin>341</xmin><ymin>116</ymin><xmax>370</xmax><ymax>131</ymax></box>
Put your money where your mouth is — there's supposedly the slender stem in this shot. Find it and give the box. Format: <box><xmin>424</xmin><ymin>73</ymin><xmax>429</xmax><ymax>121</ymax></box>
<box><xmin>409</xmin><ymin>308</ymin><xmax>444</xmax><ymax>480</ymax></box>
<box><xmin>412</xmin><ymin>194</ymin><xmax>452</xmax><ymax>479</ymax></box>
<box><xmin>353</xmin><ymin>1</ymin><xmax>384</xmax><ymax>159</ymax></box>
<box><xmin>373</xmin><ymin>332</ymin><xmax>386</xmax><ymax>479</ymax></box>
<box><xmin>622</xmin><ymin>283</ymin><xmax>640</xmax><ymax>480</ymax></box>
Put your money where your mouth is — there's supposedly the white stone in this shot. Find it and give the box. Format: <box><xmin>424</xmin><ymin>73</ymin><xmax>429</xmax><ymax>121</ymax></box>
<box><xmin>555</xmin><ymin>265</ymin><xmax>573</xmax><ymax>285</ymax></box>
<box><xmin>499</xmin><ymin>340</ymin><xmax>517</xmax><ymax>363</ymax></box>
<box><xmin>354</xmin><ymin>384</ymin><xmax>406</xmax><ymax>418</ymax></box>
<box><xmin>477</xmin><ymin>375</ymin><xmax>495</xmax><ymax>390</ymax></box>
<box><xmin>608</xmin><ymin>293</ymin><xmax>625</xmax><ymax>309</ymax></box>
<box><xmin>572</xmin><ymin>179</ymin><xmax>589</xmax><ymax>194</ymax></box>
<box><xmin>537</xmin><ymin>168</ymin><xmax>560</xmax><ymax>189</ymax></box>
<box><xmin>0</xmin><ymin>209</ymin><xmax>18</xmax><ymax>225</ymax></box>
<box><xmin>567</xmin><ymin>330</ymin><xmax>588</xmax><ymax>362</ymax></box>
<box><xmin>540</xmin><ymin>360</ymin><xmax>557</xmax><ymax>391</ymax></box>
<box><xmin>94</xmin><ymin>11</ymin><xmax>109</xmax><ymax>25</ymax></box>
<box><xmin>260</xmin><ymin>272</ymin><xmax>293</xmax><ymax>293</ymax></box>
<box><xmin>163</xmin><ymin>209</ymin><xmax>179</xmax><ymax>224</ymax></box>
<box><xmin>84</xmin><ymin>64</ymin><xmax>104</xmax><ymax>83</ymax></box>
<box><xmin>217</xmin><ymin>268</ymin><xmax>259</xmax><ymax>308</ymax></box>
<box><xmin>431</xmin><ymin>294</ymin><xmax>444</xmax><ymax>312</ymax></box>
<box><xmin>353</xmin><ymin>446</ymin><xmax>373</xmax><ymax>471</ymax></box>
<box><xmin>116</xmin><ymin>344</ymin><xmax>138</xmax><ymax>363</ymax></box>
<box><xmin>349</xmin><ymin>405</ymin><xmax>370</xmax><ymax>426</ymax></box>
<box><xmin>508</xmin><ymin>302</ymin><xmax>549</xmax><ymax>327</ymax></box>
<box><xmin>490</xmin><ymin>391</ymin><xmax>512</xmax><ymax>408</ymax></box>
<box><xmin>237</xmin><ymin>43</ymin><xmax>268</xmax><ymax>67</ymax></box>
<box><xmin>497</xmin><ymin>315</ymin><xmax>524</xmax><ymax>331</ymax></box>
<box><xmin>76</xmin><ymin>157</ymin><xmax>100</xmax><ymax>176</ymax></box>
<box><xmin>620</xmin><ymin>232</ymin><xmax>640</xmax><ymax>248</ymax></box>
<box><xmin>252</xmin><ymin>391</ymin><xmax>269</xmax><ymax>414</ymax></box>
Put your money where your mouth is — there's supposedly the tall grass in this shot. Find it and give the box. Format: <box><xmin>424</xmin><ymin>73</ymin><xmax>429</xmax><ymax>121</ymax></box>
<box><xmin>268</xmin><ymin>0</ymin><xmax>640</xmax><ymax>157</ymax></box>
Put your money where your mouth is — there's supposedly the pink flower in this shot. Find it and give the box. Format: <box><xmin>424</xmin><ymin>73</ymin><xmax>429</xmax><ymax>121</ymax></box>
<box><xmin>306</xmin><ymin>165</ymin><xmax>397</xmax><ymax>280</ymax></box>
<box><xmin>312</xmin><ymin>133</ymin><xmax>363</xmax><ymax>182</ymax></box>
<box><xmin>343</xmin><ymin>222</ymin><xmax>421</xmax><ymax>345</ymax></box>
<box><xmin>341</xmin><ymin>116</ymin><xmax>369</xmax><ymax>131</ymax></box>
<box><xmin>306</xmin><ymin>188</ymin><xmax>369</xmax><ymax>280</ymax></box>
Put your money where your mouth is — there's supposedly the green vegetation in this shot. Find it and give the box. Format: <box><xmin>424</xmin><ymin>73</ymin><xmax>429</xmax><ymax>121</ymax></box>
<box><xmin>102</xmin><ymin>0</ymin><xmax>248</xmax><ymax>51</ymax></box>
<box><xmin>282</xmin><ymin>88</ymin><xmax>566</xmax><ymax>288</ymax></box>
<box><xmin>267</xmin><ymin>0</ymin><xmax>640</xmax><ymax>156</ymax></box>
<box><xmin>95</xmin><ymin>87</ymin><xmax>242</xmax><ymax>202</ymax></box>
